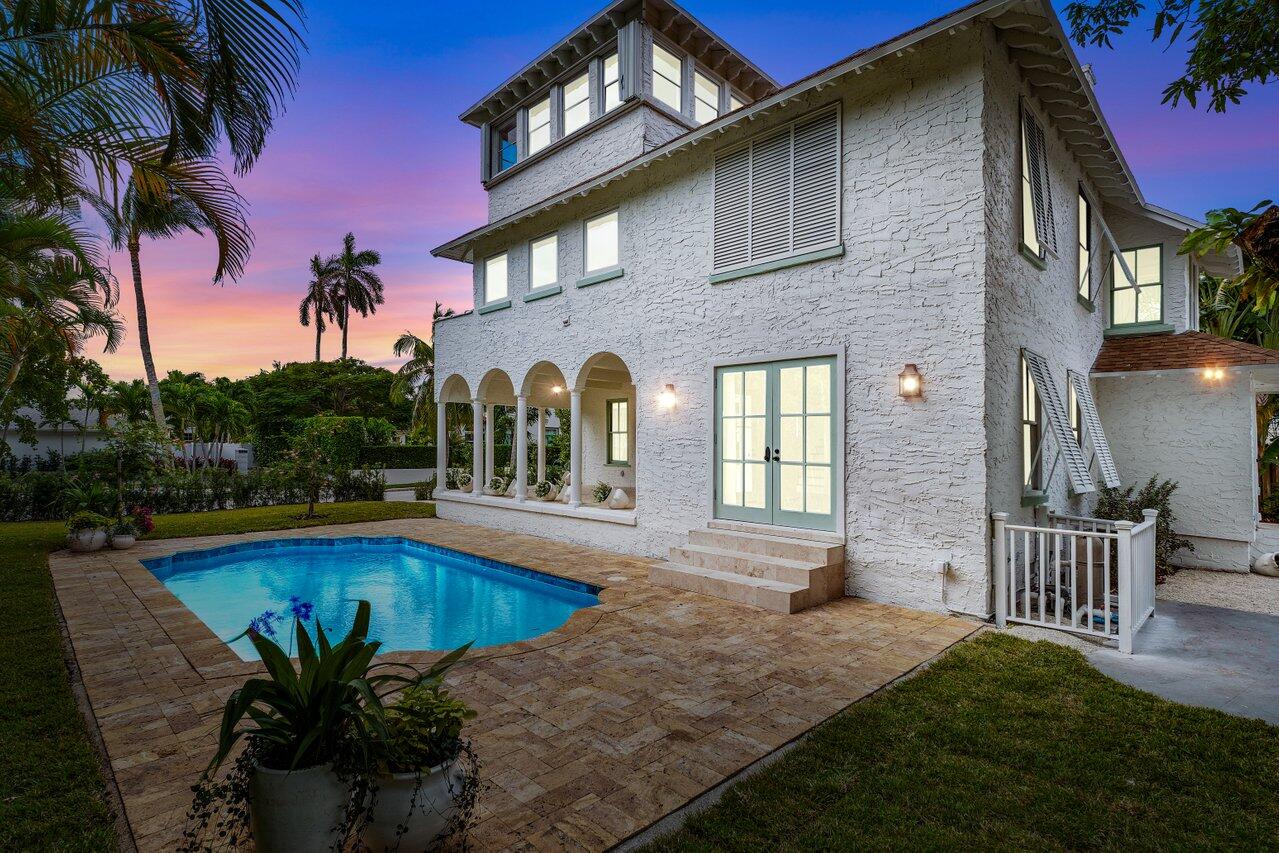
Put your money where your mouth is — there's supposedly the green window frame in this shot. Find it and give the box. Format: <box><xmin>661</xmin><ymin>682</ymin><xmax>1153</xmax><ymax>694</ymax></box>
<box><xmin>1077</xmin><ymin>191</ymin><xmax>1092</xmax><ymax>304</ymax></box>
<box><xmin>606</xmin><ymin>398</ymin><xmax>629</xmax><ymax>466</ymax></box>
<box><xmin>1110</xmin><ymin>244</ymin><xmax>1163</xmax><ymax>328</ymax></box>
<box><xmin>1021</xmin><ymin>354</ymin><xmax>1043</xmax><ymax>496</ymax></box>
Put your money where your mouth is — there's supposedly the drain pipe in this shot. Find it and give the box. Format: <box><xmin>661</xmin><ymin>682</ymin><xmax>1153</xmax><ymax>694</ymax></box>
<box><xmin>939</xmin><ymin>555</ymin><xmax>994</xmax><ymax>621</ymax></box>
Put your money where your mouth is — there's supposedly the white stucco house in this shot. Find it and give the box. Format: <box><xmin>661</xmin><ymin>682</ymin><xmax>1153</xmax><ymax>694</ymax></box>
<box><xmin>427</xmin><ymin>0</ymin><xmax>1258</xmax><ymax>636</ymax></box>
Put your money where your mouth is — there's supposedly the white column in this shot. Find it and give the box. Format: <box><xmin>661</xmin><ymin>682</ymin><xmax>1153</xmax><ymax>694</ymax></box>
<box><xmin>470</xmin><ymin>398</ymin><xmax>483</xmax><ymax>495</ymax></box>
<box><xmin>568</xmin><ymin>389</ymin><xmax>582</xmax><ymax>506</ymax></box>
<box><xmin>485</xmin><ymin>403</ymin><xmax>496</xmax><ymax>479</ymax></box>
<box><xmin>536</xmin><ymin>408</ymin><xmax>547</xmax><ymax>483</ymax></box>
<box><xmin>435</xmin><ymin>398</ymin><xmax>447</xmax><ymax>488</ymax></box>
<box><xmin>515</xmin><ymin>395</ymin><xmax>528</xmax><ymax>500</ymax></box>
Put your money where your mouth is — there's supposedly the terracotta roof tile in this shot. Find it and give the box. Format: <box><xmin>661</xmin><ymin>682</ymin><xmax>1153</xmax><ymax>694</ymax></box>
<box><xmin>1093</xmin><ymin>330</ymin><xmax>1279</xmax><ymax>374</ymax></box>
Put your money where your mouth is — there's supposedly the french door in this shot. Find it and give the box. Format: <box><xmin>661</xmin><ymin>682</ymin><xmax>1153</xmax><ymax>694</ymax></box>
<box><xmin>714</xmin><ymin>356</ymin><xmax>837</xmax><ymax>531</ymax></box>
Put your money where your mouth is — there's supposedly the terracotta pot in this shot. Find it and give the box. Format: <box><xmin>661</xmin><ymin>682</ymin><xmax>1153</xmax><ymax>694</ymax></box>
<box><xmin>110</xmin><ymin>534</ymin><xmax>137</xmax><ymax>550</ymax></box>
<box><xmin>68</xmin><ymin>529</ymin><xmax>107</xmax><ymax>552</ymax></box>
<box><xmin>249</xmin><ymin>763</ymin><xmax>348</xmax><ymax>853</ymax></box>
<box><xmin>362</xmin><ymin>761</ymin><xmax>464</xmax><ymax>852</ymax></box>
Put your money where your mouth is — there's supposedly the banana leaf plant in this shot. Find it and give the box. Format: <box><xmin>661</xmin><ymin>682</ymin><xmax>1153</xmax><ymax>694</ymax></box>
<box><xmin>207</xmin><ymin>600</ymin><xmax>471</xmax><ymax>774</ymax></box>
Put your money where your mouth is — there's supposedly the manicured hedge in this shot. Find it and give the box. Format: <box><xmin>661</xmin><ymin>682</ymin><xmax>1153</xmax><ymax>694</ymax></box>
<box><xmin>358</xmin><ymin>445</ymin><xmax>436</xmax><ymax>468</ymax></box>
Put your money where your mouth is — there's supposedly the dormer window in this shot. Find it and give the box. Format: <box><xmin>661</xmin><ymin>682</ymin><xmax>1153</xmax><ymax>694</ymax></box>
<box><xmin>494</xmin><ymin>117</ymin><xmax>517</xmax><ymax>174</ymax></box>
<box><xmin>603</xmin><ymin>53</ymin><xmax>621</xmax><ymax>112</ymax></box>
<box><xmin>652</xmin><ymin>42</ymin><xmax>683</xmax><ymax>112</ymax></box>
<box><xmin>562</xmin><ymin>72</ymin><xmax>590</xmax><ymax>137</ymax></box>
<box><xmin>694</xmin><ymin>70</ymin><xmax>719</xmax><ymax>124</ymax></box>
<box><xmin>527</xmin><ymin>96</ymin><xmax>551</xmax><ymax>155</ymax></box>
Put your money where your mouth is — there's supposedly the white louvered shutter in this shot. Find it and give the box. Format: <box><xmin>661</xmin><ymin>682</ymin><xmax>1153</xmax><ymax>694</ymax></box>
<box><xmin>1022</xmin><ymin>350</ymin><xmax>1094</xmax><ymax>494</ymax></box>
<box><xmin>1022</xmin><ymin>107</ymin><xmax>1056</xmax><ymax>254</ymax></box>
<box><xmin>749</xmin><ymin>126</ymin><xmax>792</xmax><ymax>262</ymax></box>
<box><xmin>791</xmin><ymin>108</ymin><xmax>840</xmax><ymax>253</ymax></box>
<box><xmin>713</xmin><ymin>145</ymin><xmax>751</xmax><ymax>270</ymax></box>
<box><xmin>1070</xmin><ymin>372</ymin><xmax>1120</xmax><ymax>488</ymax></box>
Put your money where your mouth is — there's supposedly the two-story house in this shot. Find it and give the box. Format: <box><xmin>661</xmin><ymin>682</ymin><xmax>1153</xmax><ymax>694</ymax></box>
<box><xmin>429</xmin><ymin>0</ymin><xmax>1260</xmax><ymax>625</ymax></box>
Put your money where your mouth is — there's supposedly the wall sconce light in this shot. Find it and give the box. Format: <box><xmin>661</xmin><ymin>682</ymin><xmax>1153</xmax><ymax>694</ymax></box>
<box><xmin>550</xmin><ymin>384</ymin><xmax>564</xmax><ymax>394</ymax></box>
<box><xmin>1201</xmin><ymin>366</ymin><xmax>1225</xmax><ymax>382</ymax></box>
<box><xmin>898</xmin><ymin>363</ymin><xmax>923</xmax><ymax>399</ymax></box>
<box><xmin>657</xmin><ymin>384</ymin><xmax>678</xmax><ymax>409</ymax></box>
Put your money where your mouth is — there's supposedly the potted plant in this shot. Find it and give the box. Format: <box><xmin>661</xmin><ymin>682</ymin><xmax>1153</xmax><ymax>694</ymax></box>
<box><xmin>185</xmin><ymin>602</ymin><xmax>467</xmax><ymax>852</ymax></box>
<box><xmin>591</xmin><ymin>481</ymin><xmax>611</xmax><ymax>505</ymax></box>
<box><xmin>484</xmin><ymin>476</ymin><xmax>507</xmax><ymax>496</ymax></box>
<box><xmin>533</xmin><ymin>480</ymin><xmax>558</xmax><ymax>501</ymax></box>
<box><xmin>109</xmin><ymin>517</ymin><xmax>138</xmax><ymax>550</ymax></box>
<box><xmin>455</xmin><ymin>470</ymin><xmax>472</xmax><ymax>493</ymax></box>
<box><xmin>362</xmin><ymin>673</ymin><xmax>478</xmax><ymax>849</ymax></box>
<box><xmin>66</xmin><ymin>511</ymin><xmax>110</xmax><ymax>552</ymax></box>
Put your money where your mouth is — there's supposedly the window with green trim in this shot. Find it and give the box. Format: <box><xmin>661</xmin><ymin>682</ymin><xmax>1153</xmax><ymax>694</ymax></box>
<box><xmin>1110</xmin><ymin>245</ymin><xmax>1162</xmax><ymax>326</ymax></box>
<box><xmin>606</xmin><ymin>398</ymin><xmax>629</xmax><ymax>465</ymax></box>
<box><xmin>1077</xmin><ymin>191</ymin><xmax>1092</xmax><ymax>301</ymax></box>
<box><xmin>1021</xmin><ymin>355</ymin><xmax>1042</xmax><ymax>493</ymax></box>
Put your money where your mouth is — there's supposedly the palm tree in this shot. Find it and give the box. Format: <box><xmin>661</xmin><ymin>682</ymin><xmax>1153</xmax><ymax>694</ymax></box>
<box><xmin>327</xmin><ymin>233</ymin><xmax>384</xmax><ymax>359</ymax></box>
<box><xmin>299</xmin><ymin>254</ymin><xmax>337</xmax><ymax>361</ymax></box>
<box><xmin>390</xmin><ymin>303</ymin><xmax>456</xmax><ymax>440</ymax></box>
<box><xmin>99</xmin><ymin>160</ymin><xmax>252</xmax><ymax>430</ymax></box>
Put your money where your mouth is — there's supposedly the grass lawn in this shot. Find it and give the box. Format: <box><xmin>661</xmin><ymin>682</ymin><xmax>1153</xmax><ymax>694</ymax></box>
<box><xmin>645</xmin><ymin>632</ymin><xmax>1279</xmax><ymax>850</ymax></box>
<box><xmin>0</xmin><ymin>500</ymin><xmax>436</xmax><ymax>851</ymax></box>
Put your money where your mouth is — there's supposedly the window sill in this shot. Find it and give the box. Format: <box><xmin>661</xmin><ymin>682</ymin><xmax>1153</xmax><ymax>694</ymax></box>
<box><xmin>710</xmin><ymin>244</ymin><xmax>845</xmax><ymax>285</ymax></box>
<box><xmin>477</xmin><ymin>298</ymin><xmax>511</xmax><ymax>315</ymax></box>
<box><xmin>523</xmin><ymin>284</ymin><xmax>561</xmax><ymax>302</ymax></box>
<box><xmin>1021</xmin><ymin>490</ymin><xmax>1048</xmax><ymax>508</ymax></box>
<box><xmin>576</xmin><ymin>265</ymin><xmax>624</xmax><ymax>289</ymax></box>
<box><xmin>1077</xmin><ymin>293</ymin><xmax>1095</xmax><ymax>313</ymax></box>
<box><xmin>1018</xmin><ymin>243</ymin><xmax>1047</xmax><ymax>270</ymax></box>
<box><xmin>605</xmin><ymin>461</ymin><xmax>631</xmax><ymax>468</ymax></box>
<box><xmin>1104</xmin><ymin>322</ymin><xmax>1174</xmax><ymax>338</ymax></box>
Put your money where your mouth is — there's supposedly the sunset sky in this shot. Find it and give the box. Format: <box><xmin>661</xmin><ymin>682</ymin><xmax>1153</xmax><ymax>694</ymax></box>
<box><xmin>92</xmin><ymin>0</ymin><xmax>1279</xmax><ymax>381</ymax></box>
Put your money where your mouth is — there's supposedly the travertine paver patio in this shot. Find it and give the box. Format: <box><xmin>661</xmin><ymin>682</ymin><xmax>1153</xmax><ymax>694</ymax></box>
<box><xmin>49</xmin><ymin>517</ymin><xmax>979</xmax><ymax>851</ymax></box>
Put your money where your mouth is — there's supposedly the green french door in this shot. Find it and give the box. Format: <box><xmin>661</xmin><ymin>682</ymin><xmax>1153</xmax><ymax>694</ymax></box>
<box><xmin>714</xmin><ymin>356</ymin><xmax>837</xmax><ymax>531</ymax></box>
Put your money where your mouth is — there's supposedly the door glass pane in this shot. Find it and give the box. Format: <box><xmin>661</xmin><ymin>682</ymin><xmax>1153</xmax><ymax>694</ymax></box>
<box><xmin>806</xmin><ymin>364</ymin><xmax>831</xmax><ymax>413</ymax></box>
<box><xmin>805</xmin><ymin>466</ymin><xmax>831</xmax><ymax>514</ymax></box>
<box><xmin>806</xmin><ymin>415</ymin><xmax>830</xmax><ymax>464</ymax></box>
<box><xmin>743</xmin><ymin>417</ymin><xmax>766</xmax><ymax>461</ymax></box>
<box><xmin>744</xmin><ymin>463</ymin><xmax>766</xmax><ymax>508</ymax></box>
<box><xmin>780</xmin><ymin>367</ymin><xmax>804</xmax><ymax>414</ymax></box>
<box><xmin>780</xmin><ymin>465</ymin><xmax>804</xmax><ymax>511</ymax></box>
<box><xmin>744</xmin><ymin>370</ymin><xmax>767</xmax><ymax>416</ymax></box>
<box><xmin>780</xmin><ymin>415</ymin><xmax>803</xmax><ymax>460</ymax></box>
<box><xmin>723</xmin><ymin>418</ymin><xmax>743</xmax><ymax>460</ymax></box>
<box><xmin>722</xmin><ymin>462</ymin><xmax>742</xmax><ymax>506</ymax></box>
<box><xmin>722</xmin><ymin>372</ymin><xmax>742</xmax><ymax>416</ymax></box>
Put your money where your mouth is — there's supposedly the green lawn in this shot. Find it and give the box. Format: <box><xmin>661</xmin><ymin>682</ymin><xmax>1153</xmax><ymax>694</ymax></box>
<box><xmin>0</xmin><ymin>500</ymin><xmax>436</xmax><ymax>851</ymax></box>
<box><xmin>645</xmin><ymin>633</ymin><xmax>1279</xmax><ymax>851</ymax></box>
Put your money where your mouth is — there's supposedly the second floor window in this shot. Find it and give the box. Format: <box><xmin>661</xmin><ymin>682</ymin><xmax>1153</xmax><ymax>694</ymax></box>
<box><xmin>603</xmin><ymin>53</ymin><xmax>621</xmax><ymax>112</ymax></box>
<box><xmin>1111</xmin><ymin>245</ymin><xmax>1163</xmax><ymax>326</ymax></box>
<box><xmin>484</xmin><ymin>253</ymin><xmax>508</xmax><ymax>304</ymax></box>
<box><xmin>652</xmin><ymin>43</ymin><xmax>682</xmax><ymax>112</ymax></box>
<box><xmin>694</xmin><ymin>70</ymin><xmax>719</xmax><ymax>124</ymax></box>
<box><xmin>527</xmin><ymin>96</ymin><xmax>551</xmax><ymax>155</ymax></box>
<box><xmin>585</xmin><ymin>211</ymin><xmax>619</xmax><ymax>273</ymax></box>
<box><xmin>1020</xmin><ymin>105</ymin><xmax>1055</xmax><ymax>260</ymax></box>
<box><xmin>562</xmin><ymin>72</ymin><xmax>590</xmax><ymax>137</ymax></box>
<box><xmin>495</xmin><ymin>117</ymin><xmax>517</xmax><ymax>173</ymax></box>
<box><xmin>1078</xmin><ymin>191</ymin><xmax>1092</xmax><ymax>301</ymax></box>
<box><xmin>530</xmin><ymin>234</ymin><xmax>557</xmax><ymax>289</ymax></box>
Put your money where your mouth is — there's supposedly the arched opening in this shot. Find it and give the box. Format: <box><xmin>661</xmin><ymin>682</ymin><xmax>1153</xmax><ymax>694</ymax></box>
<box><xmin>476</xmin><ymin>369</ymin><xmax>517</xmax><ymax>492</ymax></box>
<box><xmin>571</xmin><ymin>352</ymin><xmax>637</xmax><ymax>508</ymax></box>
<box><xmin>522</xmin><ymin>362</ymin><xmax>570</xmax><ymax>486</ymax></box>
<box><xmin>437</xmin><ymin>374</ymin><xmax>473</xmax><ymax>491</ymax></box>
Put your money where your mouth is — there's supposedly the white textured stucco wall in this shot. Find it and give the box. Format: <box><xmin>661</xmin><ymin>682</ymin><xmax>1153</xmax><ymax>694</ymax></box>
<box><xmin>436</xmin><ymin>29</ymin><xmax>991</xmax><ymax>614</ymax></box>
<box><xmin>1095</xmin><ymin>370</ymin><xmax>1256</xmax><ymax>571</ymax></box>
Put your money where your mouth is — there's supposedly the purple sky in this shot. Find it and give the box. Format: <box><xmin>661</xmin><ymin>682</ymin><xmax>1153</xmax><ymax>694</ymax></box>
<box><xmin>93</xmin><ymin>0</ymin><xmax>1279</xmax><ymax>380</ymax></box>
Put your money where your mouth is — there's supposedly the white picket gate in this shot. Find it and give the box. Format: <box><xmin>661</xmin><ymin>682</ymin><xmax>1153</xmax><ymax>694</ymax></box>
<box><xmin>992</xmin><ymin>509</ymin><xmax>1157</xmax><ymax>653</ymax></box>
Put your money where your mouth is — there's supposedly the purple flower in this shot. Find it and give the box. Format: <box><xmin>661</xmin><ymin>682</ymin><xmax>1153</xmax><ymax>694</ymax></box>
<box><xmin>247</xmin><ymin>610</ymin><xmax>280</xmax><ymax>638</ymax></box>
<box><xmin>287</xmin><ymin>595</ymin><xmax>315</xmax><ymax>622</ymax></box>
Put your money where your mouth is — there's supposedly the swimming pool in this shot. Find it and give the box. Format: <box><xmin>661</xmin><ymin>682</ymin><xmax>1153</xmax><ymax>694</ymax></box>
<box><xmin>143</xmin><ymin>537</ymin><xmax>601</xmax><ymax>661</ymax></box>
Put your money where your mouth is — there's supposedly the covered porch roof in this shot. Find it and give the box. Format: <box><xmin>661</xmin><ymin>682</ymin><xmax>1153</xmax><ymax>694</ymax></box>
<box><xmin>1093</xmin><ymin>331</ymin><xmax>1279</xmax><ymax>376</ymax></box>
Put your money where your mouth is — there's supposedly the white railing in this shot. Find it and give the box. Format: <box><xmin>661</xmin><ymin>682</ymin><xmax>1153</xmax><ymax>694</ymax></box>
<box><xmin>992</xmin><ymin>509</ymin><xmax>1157</xmax><ymax>653</ymax></box>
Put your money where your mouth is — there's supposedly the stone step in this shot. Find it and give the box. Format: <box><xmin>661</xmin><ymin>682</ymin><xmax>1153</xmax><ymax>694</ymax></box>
<box><xmin>688</xmin><ymin>527</ymin><xmax>844</xmax><ymax>565</ymax></box>
<box><xmin>649</xmin><ymin>562</ymin><xmax>807</xmax><ymax>614</ymax></box>
<box><xmin>668</xmin><ymin>543</ymin><xmax>819</xmax><ymax>587</ymax></box>
<box><xmin>707</xmin><ymin>518</ymin><xmax>843</xmax><ymax>545</ymax></box>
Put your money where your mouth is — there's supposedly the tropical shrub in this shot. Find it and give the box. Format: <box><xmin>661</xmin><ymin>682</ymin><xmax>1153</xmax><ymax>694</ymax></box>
<box><xmin>359</xmin><ymin>444</ymin><xmax>436</xmax><ymax>468</ymax></box>
<box><xmin>298</xmin><ymin>416</ymin><xmax>396</xmax><ymax>468</ymax></box>
<box><xmin>376</xmin><ymin>682</ymin><xmax>475</xmax><ymax>773</ymax></box>
<box><xmin>1094</xmin><ymin>476</ymin><xmax>1194</xmax><ymax>578</ymax></box>
<box><xmin>331</xmin><ymin>467</ymin><xmax>386</xmax><ymax>503</ymax></box>
<box><xmin>414</xmin><ymin>477</ymin><xmax>436</xmax><ymax>501</ymax></box>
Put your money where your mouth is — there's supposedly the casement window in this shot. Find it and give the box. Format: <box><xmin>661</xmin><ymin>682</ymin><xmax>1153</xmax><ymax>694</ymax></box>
<box><xmin>694</xmin><ymin>70</ymin><xmax>719</xmax><ymax>124</ymax></box>
<box><xmin>652</xmin><ymin>42</ymin><xmax>683</xmax><ymax>112</ymax></box>
<box><xmin>1077</xmin><ymin>191</ymin><xmax>1092</xmax><ymax>301</ymax></box>
<box><xmin>1111</xmin><ymin>245</ymin><xmax>1162</xmax><ymax>326</ymax></box>
<box><xmin>729</xmin><ymin>94</ymin><xmax>745</xmax><ymax>112</ymax></box>
<box><xmin>602</xmin><ymin>53</ymin><xmax>621</xmax><ymax>112</ymax></box>
<box><xmin>1067</xmin><ymin>379</ymin><xmax>1082</xmax><ymax>446</ymax></box>
<box><xmin>712</xmin><ymin>105</ymin><xmax>841</xmax><ymax>274</ymax></box>
<box><xmin>527</xmin><ymin>96</ymin><xmax>551</xmax><ymax>155</ymax></box>
<box><xmin>606</xmin><ymin>398</ymin><xmax>629</xmax><ymax>465</ymax></box>
<box><xmin>585</xmin><ymin>211</ymin><xmax>619</xmax><ymax>273</ymax></box>
<box><xmin>530</xmin><ymin>234</ymin><xmax>558</xmax><ymax>290</ymax></box>
<box><xmin>562</xmin><ymin>72</ymin><xmax>590</xmax><ymax>137</ymax></box>
<box><xmin>493</xmin><ymin>117</ymin><xmax>518</xmax><ymax>174</ymax></box>
<box><xmin>483</xmin><ymin>253</ymin><xmax>508</xmax><ymax>304</ymax></box>
<box><xmin>1021</xmin><ymin>350</ymin><xmax>1096</xmax><ymax>496</ymax></box>
<box><xmin>1021</xmin><ymin>354</ymin><xmax>1043</xmax><ymax>493</ymax></box>
<box><xmin>1019</xmin><ymin>105</ymin><xmax>1055</xmax><ymax>260</ymax></box>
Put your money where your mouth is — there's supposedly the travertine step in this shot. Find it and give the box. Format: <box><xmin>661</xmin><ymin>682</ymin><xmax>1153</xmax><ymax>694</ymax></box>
<box><xmin>707</xmin><ymin>518</ymin><xmax>843</xmax><ymax>544</ymax></box>
<box><xmin>649</xmin><ymin>562</ymin><xmax>808</xmax><ymax>614</ymax></box>
<box><xmin>669</xmin><ymin>543</ymin><xmax>818</xmax><ymax>586</ymax></box>
<box><xmin>688</xmin><ymin>527</ymin><xmax>844</xmax><ymax>565</ymax></box>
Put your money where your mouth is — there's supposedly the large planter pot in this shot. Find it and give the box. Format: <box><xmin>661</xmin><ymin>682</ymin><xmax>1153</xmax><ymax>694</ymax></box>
<box><xmin>363</xmin><ymin>761</ymin><xmax>464</xmax><ymax>852</ymax></box>
<box><xmin>250</xmin><ymin>763</ymin><xmax>349</xmax><ymax>853</ymax></box>
<box><xmin>110</xmin><ymin>534</ymin><xmax>137</xmax><ymax>550</ymax></box>
<box><xmin>67</xmin><ymin>529</ymin><xmax>107</xmax><ymax>552</ymax></box>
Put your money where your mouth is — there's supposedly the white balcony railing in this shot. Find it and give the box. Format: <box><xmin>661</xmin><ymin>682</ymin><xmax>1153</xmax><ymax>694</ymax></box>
<box><xmin>992</xmin><ymin>509</ymin><xmax>1157</xmax><ymax>653</ymax></box>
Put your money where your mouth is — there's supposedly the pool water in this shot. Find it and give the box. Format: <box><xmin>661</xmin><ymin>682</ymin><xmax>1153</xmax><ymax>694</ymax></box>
<box><xmin>143</xmin><ymin>537</ymin><xmax>600</xmax><ymax>661</ymax></box>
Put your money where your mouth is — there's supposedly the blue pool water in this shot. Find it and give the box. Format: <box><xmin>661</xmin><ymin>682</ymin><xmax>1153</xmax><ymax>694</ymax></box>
<box><xmin>143</xmin><ymin>537</ymin><xmax>600</xmax><ymax>661</ymax></box>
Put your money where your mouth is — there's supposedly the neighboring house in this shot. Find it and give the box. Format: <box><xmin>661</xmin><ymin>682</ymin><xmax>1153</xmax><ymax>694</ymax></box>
<box><xmin>428</xmin><ymin>0</ymin><xmax>1249</xmax><ymax>621</ymax></box>
<box><xmin>4</xmin><ymin>407</ymin><xmax>110</xmax><ymax>461</ymax></box>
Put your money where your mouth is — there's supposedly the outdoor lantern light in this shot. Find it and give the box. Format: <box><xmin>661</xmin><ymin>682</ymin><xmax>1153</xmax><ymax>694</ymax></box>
<box><xmin>898</xmin><ymin>363</ymin><xmax>923</xmax><ymax>399</ymax></box>
<box><xmin>1201</xmin><ymin>366</ymin><xmax>1225</xmax><ymax>382</ymax></box>
<box><xmin>658</xmin><ymin>384</ymin><xmax>678</xmax><ymax>409</ymax></box>
<box><xmin>550</xmin><ymin>384</ymin><xmax>564</xmax><ymax>394</ymax></box>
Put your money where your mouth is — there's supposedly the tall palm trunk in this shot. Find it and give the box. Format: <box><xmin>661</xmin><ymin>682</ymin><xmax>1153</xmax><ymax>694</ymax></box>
<box><xmin>341</xmin><ymin>299</ymin><xmax>350</xmax><ymax>359</ymax></box>
<box><xmin>129</xmin><ymin>237</ymin><xmax>167</xmax><ymax>429</ymax></box>
<box><xmin>314</xmin><ymin>318</ymin><xmax>323</xmax><ymax>361</ymax></box>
